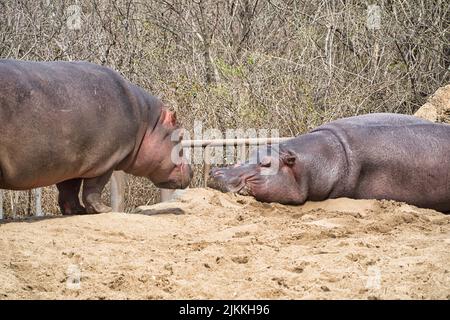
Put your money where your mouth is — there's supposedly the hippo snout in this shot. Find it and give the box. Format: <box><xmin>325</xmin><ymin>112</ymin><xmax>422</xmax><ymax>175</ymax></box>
<box><xmin>154</xmin><ymin>161</ymin><xmax>193</xmax><ymax>189</ymax></box>
<box><xmin>208</xmin><ymin>166</ymin><xmax>246</xmax><ymax>193</ymax></box>
<box><xmin>181</xmin><ymin>162</ymin><xmax>194</xmax><ymax>188</ymax></box>
<box><xmin>207</xmin><ymin>168</ymin><xmax>227</xmax><ymax>192</ymax></box>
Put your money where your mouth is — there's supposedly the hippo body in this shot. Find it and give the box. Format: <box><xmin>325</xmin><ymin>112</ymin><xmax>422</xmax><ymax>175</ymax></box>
<box><xmin>210</xmin><ymin>114</ymin><xmax>450</xmax><ymax>213</ymax></box>
<box><xmin>0</xmin><ymin>59</ymin><xmax>192</xmax><ymax>214</ymax></box>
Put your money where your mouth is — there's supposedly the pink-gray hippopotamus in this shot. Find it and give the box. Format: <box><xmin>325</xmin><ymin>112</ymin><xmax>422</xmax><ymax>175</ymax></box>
<box><xmin>0</xmin><ymin>59</ymin><xmax>192</xmax><ymax>214</ymax></box>
<box><xmin>209</xmin><ymin>113</ymin><xmax>450</xmax><ymax>213</ymax></box>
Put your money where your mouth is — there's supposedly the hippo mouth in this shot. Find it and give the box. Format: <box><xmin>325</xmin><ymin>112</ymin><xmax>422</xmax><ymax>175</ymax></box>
<box><xmin>155</xmin><ymin>162</ymin><xmax>193</xmax><ymax>189</ymax></box>
<box><xmin>179</xmin><ymin>162</ymin><xmax>193</xmax><ymax>188</ymax></box>
<box><xmin>226</xmin><ymin>178</ymin><xmax>247</xmax><ymax>194</ymax></box>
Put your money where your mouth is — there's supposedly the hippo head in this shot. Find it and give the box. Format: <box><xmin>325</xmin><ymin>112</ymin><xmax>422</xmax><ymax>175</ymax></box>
<box><xmin>208</xmin><ymin>145</ymin><xmax>305</xmax><ymax>204</ymax></box>
<box><xmin>130</xmin><ymin>108</ymin><xmax>193</xmax><ymax>189</ymax></box>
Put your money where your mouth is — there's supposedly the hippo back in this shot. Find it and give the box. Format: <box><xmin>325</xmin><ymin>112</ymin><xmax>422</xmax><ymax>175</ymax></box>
<box><xmin>317</xmin><ymin>113</ymin><xmax>431</xmax><ymax>129</ymax></box>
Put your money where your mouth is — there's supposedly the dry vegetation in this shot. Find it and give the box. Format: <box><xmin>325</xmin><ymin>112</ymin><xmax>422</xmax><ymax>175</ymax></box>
<box><xmin>0</xmin><ymin>0</ymin><xmax>449</xmax><ymax>216</ymax></box>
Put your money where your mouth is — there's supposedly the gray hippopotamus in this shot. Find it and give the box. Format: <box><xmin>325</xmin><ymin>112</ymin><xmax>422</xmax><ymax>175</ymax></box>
<box><xmin>0</xmin><ymin>59</ymin><xmax>192</xmax><ymax>214</ymax></box>
<box><xmin>209</xmin><ymin>113</ymin><xmax>450</xmax><ymax>213</ymax></box>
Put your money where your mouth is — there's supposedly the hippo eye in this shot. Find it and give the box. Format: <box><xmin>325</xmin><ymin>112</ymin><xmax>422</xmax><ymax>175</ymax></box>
<box><xmin>260</xmin><ymin>157</ymin><xmax>271</xmax><ymax>167</ymax></box>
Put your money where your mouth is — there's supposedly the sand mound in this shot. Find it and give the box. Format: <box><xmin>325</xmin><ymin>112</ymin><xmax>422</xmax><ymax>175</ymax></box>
<box><xmin>0</xmin><ymin>188</ymin><xmax>449</xmax><ymax>299</ymax></box>
<box><xmin>414</xmin><ymin>84</ymin><xmax>450</xmax><ymax>123</ymax></box>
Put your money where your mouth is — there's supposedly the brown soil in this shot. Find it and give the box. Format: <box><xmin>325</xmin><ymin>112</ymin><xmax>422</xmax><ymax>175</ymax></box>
<box><xmin>0</xmin><ymin>188</ymin><xmax>449</xmax><ymax>299</ymax></box>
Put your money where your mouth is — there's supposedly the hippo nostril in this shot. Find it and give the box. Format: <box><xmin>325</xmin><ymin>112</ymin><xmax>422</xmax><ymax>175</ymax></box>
<box><xmin>210</xmin><ymin>169</ymin><xmax>223</xmax><ymax>177</ymax></box>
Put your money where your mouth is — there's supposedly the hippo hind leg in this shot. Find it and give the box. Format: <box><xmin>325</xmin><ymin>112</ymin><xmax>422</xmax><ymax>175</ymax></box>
<box><xmin>82</xmin><ymin>171</ymin><xmax>113</xmax><ymax>214</ymax></box>
<box><xmin>56</xmin><ymin>179</ymin><xmax>86</xmax><ymax>215</ymax></box>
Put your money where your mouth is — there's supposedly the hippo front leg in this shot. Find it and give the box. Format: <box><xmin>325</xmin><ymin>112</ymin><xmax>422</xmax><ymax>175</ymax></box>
<box><xmin>82</xmin><ymin>171</ymin><xmax>113</xmax><ymax>214</ymax></box>
<box><xmin>56</xmin><ymin>178</ymin><xmax>86</xmax><ymax>215</ymax></box>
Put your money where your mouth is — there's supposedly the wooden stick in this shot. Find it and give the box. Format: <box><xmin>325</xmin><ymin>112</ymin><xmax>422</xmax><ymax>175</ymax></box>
<box><xmin>181</xmin><ymin>137</ymin><xmax>293</xmax><ymax>147</ymax></box>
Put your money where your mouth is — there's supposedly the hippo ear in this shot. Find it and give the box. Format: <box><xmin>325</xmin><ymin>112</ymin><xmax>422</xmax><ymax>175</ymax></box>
<box><xmin>281</xmin><ymin>150</ymin><xmax>296</xmax><ymax>167</ymax></box>
<box><xmin>162</xmin><ymin>109</ymin><xmax>177</xmax><ymax>126</ymax></box>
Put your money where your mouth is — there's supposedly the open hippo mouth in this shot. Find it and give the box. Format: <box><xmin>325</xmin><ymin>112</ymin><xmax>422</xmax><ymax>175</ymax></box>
<box><xmin>208</xmin><ymin>167</ymin><xmax>253</xmax><ymax>196</ymax></box>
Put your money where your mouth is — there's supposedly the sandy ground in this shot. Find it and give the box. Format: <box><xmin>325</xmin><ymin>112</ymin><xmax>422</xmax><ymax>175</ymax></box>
<box><xmin>0</xmin><ymin>188</ymin><xmax>449</xmax><ymax>300</ymax></box>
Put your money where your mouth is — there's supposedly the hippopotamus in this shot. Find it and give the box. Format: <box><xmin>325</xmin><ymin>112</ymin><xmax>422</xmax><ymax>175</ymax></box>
<box><xmin>209</xmin><ymin>113</ymin><xmax>450</xmax><ymax>213</ymax></box>
<box><xmin>0</xmin><ymin>59</ymin><xmax>192</xmax><ymax>214</ymax></box>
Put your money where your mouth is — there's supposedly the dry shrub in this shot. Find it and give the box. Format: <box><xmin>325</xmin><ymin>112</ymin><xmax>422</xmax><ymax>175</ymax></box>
<box><xmin>0</xmin><ymin>0</ymin><xmax>448</xmax><ymax>216</ymax></box>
